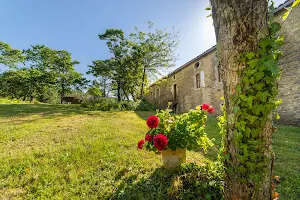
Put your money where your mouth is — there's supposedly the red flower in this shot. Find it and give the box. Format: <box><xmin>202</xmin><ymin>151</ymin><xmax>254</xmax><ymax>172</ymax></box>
<box><xmin>145</xmin><ymin>134</ymin><xmax>153</xmax><ymax>142</ymax></box>
<box><xmin>138</xmin><ymin>140</ymin><xmax>145</xmax><ymax>149</ymax></box>
<box><xmin>146</xmin><ymin>116</ymin><xmax>159</xmax><ymax>129</ymax></box>
<box><xmin>207</xmin><ymin>106</ymin><xmax>215</xmax><ymax>113</ymax></box>
<box><xmin>153</xmin><ymin>134</ymin><xmax>168</xmax><ymax>151</ymax></box>
<box><xmin>201</xmin><ymin>104</ymin><xmax>210</xmax><ymax>111</ymax></box>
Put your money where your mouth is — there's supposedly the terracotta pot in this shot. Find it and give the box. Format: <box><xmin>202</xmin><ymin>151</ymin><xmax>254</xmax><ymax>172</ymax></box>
<box><xmin>161</xmin><ymin>149</ymin><xmax>186</xmax><ymax>168</ymax></box>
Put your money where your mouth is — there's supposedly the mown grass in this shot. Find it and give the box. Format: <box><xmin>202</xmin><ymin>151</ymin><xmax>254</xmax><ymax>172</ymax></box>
<box><xmin>0</xmin><ymin>102</ymin><xmax>299</xmax><ymax>199</ymax></box>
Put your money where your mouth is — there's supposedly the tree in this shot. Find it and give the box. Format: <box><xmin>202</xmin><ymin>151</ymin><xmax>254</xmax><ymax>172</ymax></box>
<box><xmin>0</xmin><ymin>41</ymin><xmax>23</xmax><ymax>67</ymax></box>
<box><xmin>88</xmin><ymin>60</ymin><xmax>113</xmax><ymax>98</ymax></box>
<box><xmin>87</xmin><ymin>86</ymin><xmax>102</xmax><ymax>99</ymax></box>
<box><xmin>53</xmin><ymin>50</ymin><xmax>88</xmax><ymax>104</ymax></box>
<box><xmin>129</xmin><ymin>22</ymin><xmax>179</xmax><ymax>99</ymax></box>
<box><xmin>23</xmin><ymin>45</ymin><xmax>58</xmax><ymax>102</ymax></box>
<box><xmin>89</xmin><ymin>24</ymin><xmax>179</xmax><ymax>101</ymax></box>
<box><xmin>209</xmin><ymin>0</ymin><xmax>285</xmax><ymax>199</ymax></box>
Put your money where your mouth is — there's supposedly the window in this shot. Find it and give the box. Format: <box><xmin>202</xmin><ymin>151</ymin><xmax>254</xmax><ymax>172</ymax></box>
<box><xmin>155</xmin><ymin>88</ymin><xmax>160</xmax><ymax>98</ymax></box>
<box><xmin>195</xmin><ymin>62</ymin><xmax>200</xmax><ymax>68</ymax></box>
<box><xmin>151</xmin><ymin>91</ymin><xmax>153</xmax><ymax>98</ymax></box>
<box><xmin>195</xmin><ymin>71</ymin><xmax>205</xmax><ymax>89</ymax></box>
<box><xmin>173</xmin><ymin>84</ymin><xmax>177</xmax><ymax>100</ymax></box>
<box><xmin>200</xmin><ymin>71</ymin><xmax>205</xmax><ymax>87</ymax></box>
<box><xmin>174</xmin><ymin>75</ymin><xmax>176</xmax><ymax>79</ymax></box>
<box><xmin>195</xmin><ymin>74</ymin><xmax>201</xmax><ymax>89</ymax></box>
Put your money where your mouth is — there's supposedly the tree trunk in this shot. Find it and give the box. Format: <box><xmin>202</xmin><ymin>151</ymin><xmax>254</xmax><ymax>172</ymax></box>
<box><xmin>61</xmin><ymin>83</ymin><xmax>65</xmax><ymax>104</ymax></box>
<box><xmin>117</xmin><ymin>80</ymin><xmax>121</xmax><ymax>102</ymax></box>
<box><xmin>140</xmin><ymin>67</ymin><xmax>146</xmax><ymax>99</ymax></box>
<box><xmin>210</xmin><ymin>1</ymin><xmax>273</xmax><ymax>199</ymax></box>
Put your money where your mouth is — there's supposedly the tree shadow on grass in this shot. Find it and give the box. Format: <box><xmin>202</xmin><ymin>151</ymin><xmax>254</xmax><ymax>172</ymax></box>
<box><xmin>0</xmin><ymin>104</ymin><xmax>87</xmax><ymax>118</ymax></box>
<box><xmin>109</xmin><ymin>167</ymin><xmax>180</xmax><ymax>200</ymax></box>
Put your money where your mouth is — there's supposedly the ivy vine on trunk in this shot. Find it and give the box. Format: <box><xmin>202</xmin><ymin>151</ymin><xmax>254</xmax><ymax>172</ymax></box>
<box><xmin>210</xmin><ymin>0</ymin><xmax>286</xmax><ymax>199</ymax></box>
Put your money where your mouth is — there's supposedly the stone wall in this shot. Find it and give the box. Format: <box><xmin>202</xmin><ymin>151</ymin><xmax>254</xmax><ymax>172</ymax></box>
<box><xmin>146</xmin><ymin>49</ymin><xmax>224</xmax><ymax>114</ymax></box>
<box><xmin>146</xmin><ymin>1</ymin><xmax>299</xmax><ymax>126</ymax></box>
<box><xmin>275</xmin><ymin>4</ymin><xmax>300</xmax><ymax>125</ymax></box>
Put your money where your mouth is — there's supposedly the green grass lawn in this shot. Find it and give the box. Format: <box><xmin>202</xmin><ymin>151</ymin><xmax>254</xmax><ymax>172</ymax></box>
<box><xmin>0</xmin><ymin>103</ymin><xmax>299</xmax><ymax>199</ymax></box>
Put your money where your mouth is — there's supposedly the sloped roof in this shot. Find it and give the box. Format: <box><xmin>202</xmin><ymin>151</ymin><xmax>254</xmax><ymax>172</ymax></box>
<box><xmin>150</xmin><ymin>0</ymin><xmax>293</xmax><ymax>87</ymax></box>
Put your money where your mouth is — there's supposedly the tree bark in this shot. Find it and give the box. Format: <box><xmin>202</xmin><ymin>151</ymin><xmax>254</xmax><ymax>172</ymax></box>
<box><xmin>210</xmin><ymin>0</ymin><xmax>273</xmax><ymax>199</ymax></box>
<box><xmin>140</xmin><ymin>67</ymin><xmax>146</xmax><ymax>99</ymax></box>
<box><xmin>117</xmin><ymin>80</ymin><xmax>121</xmax><ymax>102</ymax></box>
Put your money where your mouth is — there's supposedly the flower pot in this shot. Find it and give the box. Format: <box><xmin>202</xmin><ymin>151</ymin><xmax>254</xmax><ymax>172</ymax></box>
<box><xmin>161</xmin><ymin>149</ymin><xmax>186</xmax><ymax>168</ymax></box>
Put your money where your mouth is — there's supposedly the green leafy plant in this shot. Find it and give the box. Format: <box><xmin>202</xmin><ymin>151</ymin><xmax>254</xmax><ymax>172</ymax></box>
<box><xmin>138</xmin><ymin>103</ymin><xmax>215</xmax><ymax>152</ymax></box>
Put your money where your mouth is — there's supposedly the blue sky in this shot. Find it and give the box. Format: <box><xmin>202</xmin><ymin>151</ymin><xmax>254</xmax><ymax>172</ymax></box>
<box><xmin>0</xmin><ymin>0</ymin><xmax>285</xmax><ymax>80</ymax></box>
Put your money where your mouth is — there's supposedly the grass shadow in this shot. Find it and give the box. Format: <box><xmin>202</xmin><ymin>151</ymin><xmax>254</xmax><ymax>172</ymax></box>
<box><xmin>110</xmin><ymin>167</ymin><xmax>180</xmax><ymax>200</ymax></box>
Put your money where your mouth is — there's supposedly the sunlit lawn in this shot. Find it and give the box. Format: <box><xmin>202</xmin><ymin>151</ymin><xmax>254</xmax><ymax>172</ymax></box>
<box><xmin>0</xmin><ymin>103</ymin><xmax>299</xmax><ymax>199</ymax></box>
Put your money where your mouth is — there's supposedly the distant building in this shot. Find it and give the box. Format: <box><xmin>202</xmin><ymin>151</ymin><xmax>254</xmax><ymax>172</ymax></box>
<box><xmin>146</xmin><ymin>0</ymin><xmax>300</xmax><ymax>126</ymax></box>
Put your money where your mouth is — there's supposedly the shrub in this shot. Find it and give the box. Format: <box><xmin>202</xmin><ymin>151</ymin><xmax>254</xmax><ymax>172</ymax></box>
<box><xmin>81</xmin><ymin>98</ymin><xmax>137</xmax><ymax>111</ymax></box>
<box><xmin>135</xmin><ymin>98</ymin><xmax>156</xmax><ymax>111</ymax></box>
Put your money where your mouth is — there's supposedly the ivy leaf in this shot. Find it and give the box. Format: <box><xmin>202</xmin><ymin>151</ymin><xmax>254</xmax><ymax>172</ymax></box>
<box><xmin>253</xmin><ymin>71</ymin><xmax>265</xmax><ymax>81</ymax></box>
<box><xmin>247</xmin><ymin>59</ymin><xmax>259</xmax><ymax>69</ymax></box>
<box><xmin>246</xmin><ymin>95</ymin><xmax>255</xmax><ymax>109</ymax></box>
<box><xmin>256</xmin><ymin>91</ymin><xmax>270</xmax><ymax>102</ymax></box>
<box><xmin>264</xmin><ymin>76</ymin><xmax>273</xmax><ymax>84</ymax></box>
<box><xmin>233</xmin><ymin>106</ymin><xmax>240</xmax><ymax>114</ymax></box>
<box><xmin>270</xmin><ymin>22</ymin><xmax>281</xmax><ymax>36</ymax></box>
<box><xmin>245</xmin><ymin>52</ymin><xmax>255</xmax><ymax>60</ymax></box>
<box><xmin>245</xmin><ymin>127</ymin><xmax>251</xmax><ymax>138</ymax></box>
<box><xmin>275</xmin><ymin>113</ymin><xmax>280</xmax><ymax>120</ymax></box>
<box><xmin>236</xmin><ymin>121</ymin><xmax>247</xmax><ymax>132</ymax></box>
<box><xmin>258</xmin><ymin>65</ymin><xmax>267</xmax><ymax>72</ymax></box>
<box><xmin>205</xmin><ymin>7</ymin><xmax>211</xmax><ymax>10</ymax></box>
<box><xmin>206</xmin><ymin>13</ymin><xmax>212</xmax><ymax>18</ymax></box>
<box><xmin>259</xmin><ymin>38</ymin><xmax>271</xmax><ymax>52</ymax></box>
<box><xmin>236</xmin><ymin>84</ymin><xmax>242</xmax><ymax>92</ymax></box>
<box><xmin>239</xmin><ymin>94</ymin><xmax>247</xmax><ymax>101</ymax></box>
<box><xmin>253</xmin><ymin>82</ymin><xmax>264</xmax><ymax>91</ymax></box>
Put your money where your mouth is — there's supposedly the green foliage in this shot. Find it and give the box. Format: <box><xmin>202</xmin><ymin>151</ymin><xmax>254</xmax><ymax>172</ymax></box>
<box><xmin>135</xmin><ymin>98</ymin><xmax>156</xmax><ymax>111</ymax></box>
<box><xmin>218</xmin><ymin>2</ymin><xmax>285</xmax><ymax>189</ymax></box>
<box><xmin>81</xmin><ymin>98</ymin><xmax>137</xmax><ymax>111</ymax></box>
<box><xmin>0</xmin><ymin>44</ymin><xmax>87</xmax><ymax>103</ymax></box>
<box><xmin>88</xmin><ymin>22</ymin><xmax>179</xmax><ymax>101</ymax></box>
<box><xmin>144</xmin><ymin>107</ymin><xmax>214</xmax><ymax>152</ymax></box>
<box><xmin>0</xmin><ymin>41</ymin><xmax>24</xmax><ymax>67</ymax></box>
<box><xmin>169</xmin><ymin>162</ymin><xmax>224</xmax><ymax>200</ymax></box>
<box><xmin>87</xmin><ymin>86</ymin><xmax>102</xmax><ymax>98</ymax></box>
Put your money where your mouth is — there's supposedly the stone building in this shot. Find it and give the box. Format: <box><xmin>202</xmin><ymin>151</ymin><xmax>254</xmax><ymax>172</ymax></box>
<box><xmin>145</xmin><ymin>0</ymin><xmax>300</xmax><ymax>126</ymax></box>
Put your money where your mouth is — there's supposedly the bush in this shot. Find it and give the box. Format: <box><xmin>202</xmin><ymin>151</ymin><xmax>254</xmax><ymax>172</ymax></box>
<box><xmin>135</xmin><ymin>98</ymin><xmax>156</xmax><ymax>111</ymax></box>
<box><xmin>81</xmin><ymin>98</ymin><xmax>132</xmax><ymax>111</ymax></box>
<box><xmin>81</xmin><ymin>97</ymin><xmax>156</xmax><ymax>111</ymax></box>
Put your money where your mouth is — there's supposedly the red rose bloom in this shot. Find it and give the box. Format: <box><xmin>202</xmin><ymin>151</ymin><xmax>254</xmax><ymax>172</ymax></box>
<box><xmin>146</xmin><ymin>116</ymin><xmax>159</xmax><ymax>129</ymax></box>
<box><xmin>207</xmin><ymin>106</ymin><xmax>215</xmax><ymax>114</ymax></box>
<box><xmin>153</xmin><ymin>134</ymin><xmax>168</xmax><ymax>151</ymax></box>
<box><xmin>201</xmin><ymin>103</ymin><xmax>210</xmax><ymax>110</ymax></box>
<box><xmin>145</xmin><ymin>134</ymin><xmax>154</xmax><ymax>142</ymax></box>
<box><xmin>138</xmin><ymin>140</ymin><xmax>145</xmax><ymax>149</ymax></box>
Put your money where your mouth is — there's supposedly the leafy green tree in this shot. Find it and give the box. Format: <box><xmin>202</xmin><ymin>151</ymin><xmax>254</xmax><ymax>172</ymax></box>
<box><xmin>0</xmin><ymin>41</ymin><xmax>23</xmax><ymax>67</ymax></box>
<box><xmin>87</xmin><ymin>86</ymin><xmax>102</xmax><ymax>99</ymax></box>
<box><xmin>97</xmin><ymin>29</ymin><xmax>131</xmax><ymax>101</ymax></box>
<box><xmin>0</xmin><ymin>69</ymin><xmax>29</xmax><ymax>99</ymax></box>
<box><xmin>52</xmin><ymin>50</ymin><xmax>88</xmax><ymax>104</ymax></box>
<box><xmin>23</xmin><ymin>45</ymin><xmax>58</xmax><ymax>102</ymax></box>
<box><xmin>129</xmin><ymin>22</ymin><xmax>179</xmax><ymax>98</ymax></box>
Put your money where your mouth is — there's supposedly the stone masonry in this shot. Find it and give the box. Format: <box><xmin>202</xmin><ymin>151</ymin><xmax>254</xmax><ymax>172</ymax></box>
<box><xmin>145</xmin><ymin>0</ymin><xmax>300</xmax><ymax>126</ymax></box>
